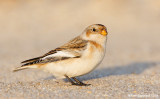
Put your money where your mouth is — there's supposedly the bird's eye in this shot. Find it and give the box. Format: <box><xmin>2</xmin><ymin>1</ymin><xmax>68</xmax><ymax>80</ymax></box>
<box><xmin>92</xmin><ymin>28</ymin><xmax>96</xmax><ymax>32</ymax></box>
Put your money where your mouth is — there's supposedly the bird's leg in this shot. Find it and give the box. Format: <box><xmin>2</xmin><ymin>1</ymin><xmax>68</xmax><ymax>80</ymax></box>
<box><xmin>65</xmin><ymin>75</ymin><xmax>90</xmax><ymax>86</ymax></box>
<box><xmin>65</xmin><ymin>75</ymin><xmax>78</xmax><ymax>85</ymax></box>
<box><xmin>72</xmin><ymin>77</ymin><xmax>91</xmax><ymax>86</ymax></box>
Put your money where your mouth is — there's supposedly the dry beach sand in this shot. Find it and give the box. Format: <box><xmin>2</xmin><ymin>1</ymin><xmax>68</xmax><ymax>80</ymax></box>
<box><xmin>0</xmin><ymin>0</ymin><xmax>160</xmax><ymax>98</ymax></box>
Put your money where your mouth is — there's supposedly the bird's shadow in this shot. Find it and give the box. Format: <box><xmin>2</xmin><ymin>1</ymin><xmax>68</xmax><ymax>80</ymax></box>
<box><xmin>44</xmin><ymin>61</ymin><xmax>159</xmax><ymax>81</ymax></box>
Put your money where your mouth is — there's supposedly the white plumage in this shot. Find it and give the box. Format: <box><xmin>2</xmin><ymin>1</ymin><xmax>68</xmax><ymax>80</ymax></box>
<box><xmin>43</xmin><ymin>42</ymin><xmax>105</xmax><ymax>78</ymax></box>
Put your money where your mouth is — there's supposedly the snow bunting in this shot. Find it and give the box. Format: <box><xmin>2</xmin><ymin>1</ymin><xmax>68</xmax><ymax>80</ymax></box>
<box><xmin>13</xmin><ymin>24</ymin><xmax>108</xmax><ymax>86</ymax></box>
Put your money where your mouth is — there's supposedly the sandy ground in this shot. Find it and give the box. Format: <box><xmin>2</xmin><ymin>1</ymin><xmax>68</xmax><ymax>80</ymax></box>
<box><xmin>0</xmin><ymin>0</ymin><xmax>160</xmax><ymax>99</ymax></box>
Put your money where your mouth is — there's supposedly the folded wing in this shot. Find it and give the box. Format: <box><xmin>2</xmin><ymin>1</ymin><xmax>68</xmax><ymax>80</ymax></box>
<box><xmin>21</xmin><ymin>36</ymin><xmax>88</xmax><ymax>67</ymax></box>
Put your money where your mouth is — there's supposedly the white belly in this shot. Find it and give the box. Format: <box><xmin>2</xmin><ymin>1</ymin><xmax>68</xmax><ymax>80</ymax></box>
<box><xmin>43</xmin><ymin>45</ymin><xmax>105</xmax><ymax>78</ymax></box>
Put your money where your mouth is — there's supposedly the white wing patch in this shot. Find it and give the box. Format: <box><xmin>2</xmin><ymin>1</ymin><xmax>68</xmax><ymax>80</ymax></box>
<box><xmin>42</xmin><ymin>51</ymin><xmax>76</xmax><ymax>60</ymax></box>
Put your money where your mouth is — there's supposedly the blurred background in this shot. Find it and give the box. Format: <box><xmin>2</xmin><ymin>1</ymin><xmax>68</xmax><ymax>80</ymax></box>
<box><xmin>0</xmin><ymin>0</ymin><xmax>160</xmax><ymax>82</ymax></box>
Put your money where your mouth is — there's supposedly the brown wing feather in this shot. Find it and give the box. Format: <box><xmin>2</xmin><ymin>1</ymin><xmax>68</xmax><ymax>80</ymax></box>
<box><xmin>21</xmin><ymin>36</ymin><xmax>87</xmax><ymax>66</ymax></box>
<box><xmin>43</xmin><ymin>36</ymin><xmax>87</xmax><ymax>57</ymax></box>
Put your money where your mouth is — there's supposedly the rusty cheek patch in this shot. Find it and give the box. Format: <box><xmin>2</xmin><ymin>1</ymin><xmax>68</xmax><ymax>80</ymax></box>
<box><xmin>86</xmin><ymin>30</ymin><xmax>92</xmax><ymax>37</ymax></box>
<box><xmin>86</xmin><ymin>30</ymin><xmax>98</xmax><ymax>37</ymax></box>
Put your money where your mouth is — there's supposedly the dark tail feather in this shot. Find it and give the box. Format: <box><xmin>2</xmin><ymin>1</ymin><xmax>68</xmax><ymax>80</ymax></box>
<box><xmin>21</xmin><ymin>56</ymin><xmax>42</xmax><ymax>63</ymax></box>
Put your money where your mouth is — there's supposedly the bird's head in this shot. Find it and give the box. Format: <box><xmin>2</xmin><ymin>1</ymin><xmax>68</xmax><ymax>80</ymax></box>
<box><xmin>81</xmin><ymin>24</ymin><xmax>108</xmax><ymax>44</ymax></box>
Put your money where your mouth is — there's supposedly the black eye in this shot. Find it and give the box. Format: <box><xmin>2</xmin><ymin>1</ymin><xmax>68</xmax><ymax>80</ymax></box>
<box><xmin>92</xmin><ymin>28</ymin><xmax>96</xmax><ymax>32</ymax></box>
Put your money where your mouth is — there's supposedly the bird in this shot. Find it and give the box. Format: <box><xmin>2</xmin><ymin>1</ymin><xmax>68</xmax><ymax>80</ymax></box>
<box><xmin>13</xmin><ymin>24</ymin><xmax>108</xmax><ymax>86</ymax></box>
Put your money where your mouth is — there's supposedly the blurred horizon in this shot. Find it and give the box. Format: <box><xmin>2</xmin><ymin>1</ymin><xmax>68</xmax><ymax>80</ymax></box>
<box><xmin>0</xmin><ymin>0</ymin><xmax>160</xmax><ymax>63</ymax></box>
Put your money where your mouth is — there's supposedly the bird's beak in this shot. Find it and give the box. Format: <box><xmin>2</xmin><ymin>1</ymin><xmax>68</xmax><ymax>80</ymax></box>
<box><xmin>101</xmin><ymin>29</ymin><xmax>107</xmax><ymax>36</ymax></box>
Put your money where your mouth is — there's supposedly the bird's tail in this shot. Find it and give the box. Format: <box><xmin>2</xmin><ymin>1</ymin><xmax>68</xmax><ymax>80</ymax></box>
<box><xmin>13</xmin><ymin>65</ymin><xmax>37</xmax><ymax>72</ymax></box>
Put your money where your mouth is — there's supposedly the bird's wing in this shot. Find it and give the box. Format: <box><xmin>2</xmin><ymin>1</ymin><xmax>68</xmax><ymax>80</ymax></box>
<box><xmin>21</xmin><ymin>36</ymin><xmax>88</xmax><ymax>66</ymax></box>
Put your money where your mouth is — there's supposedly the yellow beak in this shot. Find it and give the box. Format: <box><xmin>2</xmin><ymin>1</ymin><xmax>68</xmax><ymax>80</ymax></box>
<box><xmin>101</xmin><ymin>30</ymin><xmax>107</xmax><ymax>36</ymax></box>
